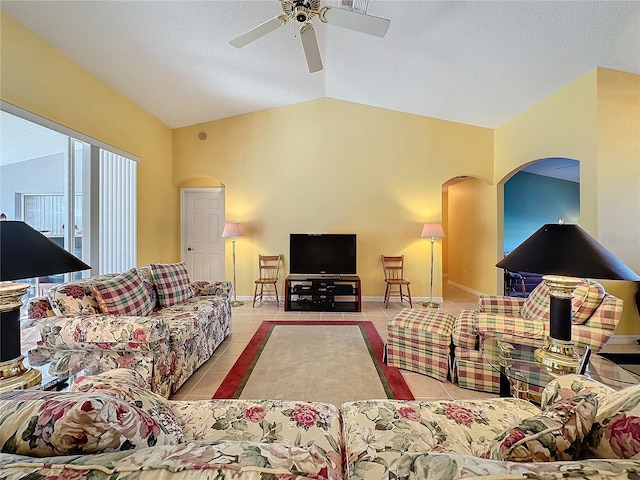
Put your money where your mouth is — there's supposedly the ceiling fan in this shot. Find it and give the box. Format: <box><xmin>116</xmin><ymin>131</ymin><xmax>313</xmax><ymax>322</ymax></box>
<box><xmin>229</xmin><ymin>0</ymin><xmax>391</xmax><ymax>73</ymax></box>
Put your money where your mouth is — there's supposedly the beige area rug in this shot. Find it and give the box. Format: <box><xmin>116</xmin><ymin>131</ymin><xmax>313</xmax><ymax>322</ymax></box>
<box><xmin>213</xmin><ymin>320</ymin><xmax>413</xmax><ymax>405</ymax></box>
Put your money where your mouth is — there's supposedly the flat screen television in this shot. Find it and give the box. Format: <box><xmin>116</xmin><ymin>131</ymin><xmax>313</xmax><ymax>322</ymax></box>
<box><xmin>289</xmin><ymin>234</ymin><xmax>357</xmax><ymax>275</ymax></box>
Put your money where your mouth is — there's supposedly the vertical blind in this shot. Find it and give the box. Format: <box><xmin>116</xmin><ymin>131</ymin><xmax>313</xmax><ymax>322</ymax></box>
<box><xmin>99</xmin><ymin>150</ymin><xmax>136</xmax><ymax>273</ymax></box>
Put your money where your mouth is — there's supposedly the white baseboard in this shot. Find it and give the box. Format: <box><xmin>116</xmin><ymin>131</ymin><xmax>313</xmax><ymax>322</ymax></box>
<box><xmin>607</xmin><ymin>334</ymin><xmax>640</xmax><ymax>345</ymax></box>
<box><xmin>362</xmin><ymin>296</ymin><xmax>444</xmax><ymax>304</ymax></box>
<box><xmin>447</xmin><ymin>280</ymin><xmax>483</xmax><ymax>297</ymax></box>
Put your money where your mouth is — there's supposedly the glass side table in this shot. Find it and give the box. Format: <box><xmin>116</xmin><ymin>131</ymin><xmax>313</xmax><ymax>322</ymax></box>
<box><xmin>482</xmin><ymin>337</ymin><xmax>639</xmax><ymax>403</ymax></box>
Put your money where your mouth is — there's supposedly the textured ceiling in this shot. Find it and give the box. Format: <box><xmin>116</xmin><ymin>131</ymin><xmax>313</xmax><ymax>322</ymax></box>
<box><xmin>1</xmin><ymin>0</ymin><xmax>639</xmax><ymax>129</ymax></box>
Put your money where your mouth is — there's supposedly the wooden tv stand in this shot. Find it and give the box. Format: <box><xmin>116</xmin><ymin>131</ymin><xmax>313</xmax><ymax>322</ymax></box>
<box><xmin>284</xmin><ymin>275</ymin><xmax>361</xmax><ymax>312</ymax></box>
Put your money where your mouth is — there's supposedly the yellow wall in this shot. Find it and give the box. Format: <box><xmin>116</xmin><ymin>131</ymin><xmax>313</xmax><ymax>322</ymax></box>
<box><xmin>0</xmin><ymin>12</ymin><xmax>176</xmax><ymax>265</ymax></box>
<box><xmin>173</xmin><ymin>99</ymin><xmax>494</xmax><ymax>298</ymax></box>
<box><xmin>495</xmin><ymin>69</ymin><xmax>599</xmax><ymax>233</ymax></box>
<box><xmin>596</xmin><ymin>69</ymin><xmax>640</xmax><ymax>336</ymax></box>
<box><xmin>495</xmin><ymin>68</ymin><xmax>640</xmax><ymax>335</ymax></box>
<box><xmin>447</xmin><ymin>177</ymin><xmax>499</xmax><ymax>294</ymax></box>
<box><xmin>596</xmin><ymin>69</ymin><xmax>640</xmax><ymax>273</ymax></box>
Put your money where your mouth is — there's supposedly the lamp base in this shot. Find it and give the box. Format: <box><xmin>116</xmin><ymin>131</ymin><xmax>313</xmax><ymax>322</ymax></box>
<box><xmin>534</xmin><ymin>336</ymin><xmax>581</xmax><ymax>375</ymax></box>
<box><xmin>0</xmin><ymin>355</ymin><xmax>42</xmax><ymax>392</ymax></box>
<box><xmin>231</xmin><ymin>300</ymin><xmax>244</xmax><ymax>307</ymax></box>
<box><xmin>422</xmin><ymin>301</ymin><xmax>441</xmax><ymax>309</ymax></box>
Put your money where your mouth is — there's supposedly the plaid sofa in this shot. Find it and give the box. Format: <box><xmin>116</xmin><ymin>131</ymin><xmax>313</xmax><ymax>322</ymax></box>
<box><xmin>25</xmin><ymin>263</ymin><xmax>232</xmax><ymax>398</ymax></box>
<box><xmin>452</xmin><ymin>279</ymin><xmax>623</xmax><ymax>394</ymax></box>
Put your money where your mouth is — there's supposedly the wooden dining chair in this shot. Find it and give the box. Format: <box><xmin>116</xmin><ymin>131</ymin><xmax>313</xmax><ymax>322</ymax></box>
<box><xmin>253</xmin><ymin>254</ymin><xmax>282</xmax><ymax>307</ymax></box>
<box><xmin>381</xmin><ymin>255</ymin><xmax>412</xmax><ymax>308</ymax></box>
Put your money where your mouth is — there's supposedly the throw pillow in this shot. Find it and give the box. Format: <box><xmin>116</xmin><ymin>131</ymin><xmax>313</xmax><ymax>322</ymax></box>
<box><xmin>150</xmin><ymin>262</ymin><xmax>194</xmax><ymax>307</ymax></box>
<box><xmin>520</xmin><ymin>279</ymin><xmax>606</xmax><ymax>326</ymax></box>
<box><xmin>586</xmin><ymin>383</ymin><xmax>640</xmax><ymax>459</ymax></box>
<box><xmin>136</xmin><ymin>265</ymin><xmax>160</xmax><ymax>308</ymax></box>
<box><xmin>0</xmin><ymin>390</ymin><xmax>181</xmax><ymax>457</ymax></box>
<box><xmin>520</xmin><ymin>282</ymin><xmax>551</xmax><ymax>322</ymax></box>
<box><xmin>92</xmin><ymin>268</ymin><xmax>155</xmax><ymax>316</ymax></box>
<box><xmin>71</xmin><ymin>375</ymin><xmax>184</xmax><ymax>442</ymax></box>
<box><xmin>571</xmin><ymin>281</ymin><xmax>606</xmax><ymax>325</ymax></box>
<box><xmin>482</xmin><ymin>392</ymin><xmax>598</xmax><ymax>462</ymax></box>
<box><xmin>49</xmin><ymin>281</ymin><xmax>100</xmax><ymax>316</ymax></box>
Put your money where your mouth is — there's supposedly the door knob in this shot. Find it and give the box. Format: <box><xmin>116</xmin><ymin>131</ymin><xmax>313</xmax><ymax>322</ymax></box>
<box><xmin>187</xmin><ymin>247</ymin><xmax>193</xmax><ymax>251</ymax></box>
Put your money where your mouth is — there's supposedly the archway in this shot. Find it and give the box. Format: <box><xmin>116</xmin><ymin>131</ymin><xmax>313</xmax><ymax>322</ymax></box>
<box><xmin>500</xmin><ymin>157</ymin><xmax>580</xmax><ymax>295</ymax></box>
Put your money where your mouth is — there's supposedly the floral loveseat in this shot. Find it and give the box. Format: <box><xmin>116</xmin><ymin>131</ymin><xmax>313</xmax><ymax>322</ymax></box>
<box><xmin>452</xmin><ymin>279</ymin><xmax>623</xmax><ymax>393</ymax></box>
<box><xmin>25</xmin><ymin>262</ymin><xmax>232</xmax><ymax>397</ymax></box>
<box><xmin>2</xmin><ymin>369</ymin><xmax>640</xmax><ymax>479</ymax></box>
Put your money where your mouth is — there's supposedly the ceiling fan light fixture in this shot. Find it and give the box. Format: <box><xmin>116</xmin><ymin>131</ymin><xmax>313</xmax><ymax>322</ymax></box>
<box><xmin>230</xmin><ymin>0</ymin><xmax>390</xmax><ymax>72</ymax></box>
<box><xmin>294</xmin><ymin>5</ymin><xmax>310</xmax><ymax>22</ymax></box>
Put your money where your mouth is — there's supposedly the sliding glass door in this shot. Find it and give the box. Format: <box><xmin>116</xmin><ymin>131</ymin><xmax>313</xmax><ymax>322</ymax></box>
<box><xmin>0</xmin><ymin>105</ymin><xmax>137</xmax><ymax>303</ymax></box>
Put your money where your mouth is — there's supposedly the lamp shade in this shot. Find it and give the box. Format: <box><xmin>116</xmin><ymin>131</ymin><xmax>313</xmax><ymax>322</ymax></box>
<box><xmin>497</xmin><ymin>223</ymin><xmax>640</xmax><ymax>281</ymax></box>
<box><xmin>0</xmin><ymin>221</ymin><xmax>91</xmax><ymax>281</ymax></box>
<box><xmin>221</xmin><ymin>222</ymin><xmax>244</xmax><ymax>238</ymax></box>
<box><xmin>421</xmin><ymin>223</ymin><xmax>445</xmax><ymax>239</ymax></box>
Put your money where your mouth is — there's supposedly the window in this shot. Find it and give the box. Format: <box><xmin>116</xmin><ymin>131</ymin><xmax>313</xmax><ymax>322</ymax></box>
<box><xmin>0</xmin><ymin>103</ymin><xmax>138</xmax><ymax>301</ymax></box>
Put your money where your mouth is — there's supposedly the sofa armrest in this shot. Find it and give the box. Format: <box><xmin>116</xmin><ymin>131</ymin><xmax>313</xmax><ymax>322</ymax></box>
<box><xmin>572</xmin><ymin>294</ymin><xmax>623</xmax><ymax>351</ymax></box>
<box><xmin>478</xmin><ymin>294</ymin><xmax>524</xmax><ymax>316</ymax></box>
<box><xmin>34</xmin><ymin>314</ymin><xmax>169</xmax><ymax>352</ymax></box>
<box><xmin>191</xmin><ymin>280</ymin><xmax>232</xmax><ymax>298</ymax></box>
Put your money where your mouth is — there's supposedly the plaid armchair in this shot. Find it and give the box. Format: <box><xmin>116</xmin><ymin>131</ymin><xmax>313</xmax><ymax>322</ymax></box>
<box><xmin>451</xmin><ymin>279</ymin><xmax>623</xmax><ymax>393</ymax></box>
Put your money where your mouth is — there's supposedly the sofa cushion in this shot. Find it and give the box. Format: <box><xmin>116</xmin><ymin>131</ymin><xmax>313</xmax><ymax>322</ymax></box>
<box><xmin>482</xmin><ymin>392</ymin><xmax>597</xmax><ymax>462</ymax></box>
<box><xmin>0</xmin><ymin>442</ymin><xmax>340</xmax><ymax>480</ymax></box>
<box><xmin>586</xmin><ymin>383</ymin><xmax>640</xmax><ymax>459</ymax></box>
<box><xmin>151</xmin><ymin>262</ymin><xmax>194</xmax><ymax>307</ymax></box>
<box><xmin>71</xmin><ymin>372</ymin><xmax>184</xmax><ymax>442</ymax></box>
<box><xmin>168</xmin><ymin>399</ymin><xmax>343</xmax><ymax>470</ymax></box>
<box><xmin>0</xmin><ymin>390</ymin><xmax>181</xmax><ymax>457</ymax></box>
<box><xmin>93</xmin><ymin>268</ymin><xmax>155</xmax><ymax>316</ymax></box>
<box><xmin>342</xmin><ymin>398</ymin><xmax>541</xmax><ymax>463</ymax></box>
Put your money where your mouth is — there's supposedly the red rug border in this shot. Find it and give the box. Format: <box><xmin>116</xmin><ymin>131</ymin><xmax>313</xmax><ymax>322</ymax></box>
<box><xmin>212</xmin><ymin>320</ymin><xmax>414</xmax><ymax>401</ymax></box>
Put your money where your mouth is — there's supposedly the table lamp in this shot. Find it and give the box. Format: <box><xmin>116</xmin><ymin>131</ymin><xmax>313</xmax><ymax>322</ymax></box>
<box><xmin>222</xmin><ymin>222</ymin><xmax>245</xmax><ymax>307</ymax></box>
<box><xmin>421</xmin><ymin>223</ymin><xmax>445</xmax><ymax>308</ymax></box>
<box><xmin>497</xmin><ymin>223</ymin><xmax>640</xmax><ymax>373</ymax></box>
<box><xmin>0</xmin><ymin>220</ymin><xmax>91</xmax><ymax>391</ymax></box>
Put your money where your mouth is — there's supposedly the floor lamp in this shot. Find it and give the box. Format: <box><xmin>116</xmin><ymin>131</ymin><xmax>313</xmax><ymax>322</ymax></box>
<box><xmin>421</xmin><ymin>223</ymin><xmax>445</xmax><ymax>309</ymax></box>
<box><xmin>222</xmin><ymin>222</ymin><xmax>245</xmax><ymax>307</ymax></box>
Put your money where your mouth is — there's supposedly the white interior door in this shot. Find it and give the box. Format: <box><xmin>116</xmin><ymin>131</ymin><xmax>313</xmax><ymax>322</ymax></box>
<box><xmin>181</xmin><ymin>188</ymin><xmax>225</xmax><ymax>282</ymax></box>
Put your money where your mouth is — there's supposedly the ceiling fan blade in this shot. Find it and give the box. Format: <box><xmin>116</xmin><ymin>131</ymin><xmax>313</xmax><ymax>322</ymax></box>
<box><xmin>321</xmin><ymin>7</ymin><xmax>390</xmax><ymax>37</ymax></box>
<box><xmin>300</xmin><ymin>24</ymin><xmax>323</xmax><ymax>73</ymax></box>
<box><xmin>229</xmin><ymin>15</ymin><xmax>288</xmax><ymax>48</ymax></box>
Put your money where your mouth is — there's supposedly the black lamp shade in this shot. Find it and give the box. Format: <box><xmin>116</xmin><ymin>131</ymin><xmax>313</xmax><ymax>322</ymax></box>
<box><xmin>497</xmin><ymin>224</ymin><xmax>640</xmax><ymax>281</ymax></box>
<box><xmin>0</xmin><ymin>221</ymin><xmax>90</xmax><ymax>281</ymax></box>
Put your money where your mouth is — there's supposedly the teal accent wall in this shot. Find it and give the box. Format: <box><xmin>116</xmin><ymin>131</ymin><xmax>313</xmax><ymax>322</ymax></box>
<box><xmin>504</xmin><ymin>172</ymin><xmax>580</xmax><ymax>253</ymax></box>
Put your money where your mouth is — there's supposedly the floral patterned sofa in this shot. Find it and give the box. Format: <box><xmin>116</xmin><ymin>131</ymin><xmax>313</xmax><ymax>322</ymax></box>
<box><xmin>0</xmin><ymin>369</ymin><xmax>343</xmax><ymax>480</ymax></box>
<box><xmin>2</xmin><ymin>369</ymin><xmax>640</xmax><ymax>480</ymax></box>
<box><xmin>25</xmin><ymin>262</ymin><xmax>232</xmax><ymax>397</ymax></box>
<box><xmin>451</xmin><ymin>279</ymin><xmax>623</xmax><ymax>393</ymax></box>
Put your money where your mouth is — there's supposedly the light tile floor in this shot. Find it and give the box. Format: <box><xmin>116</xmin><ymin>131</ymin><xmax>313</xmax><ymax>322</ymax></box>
<box><xmin>171</xmin><ymin>283</ymin><xmax>491</xmax><ymax>401</ymax></box>
<box><xmin>170</xmin><ymin>284</ymin><xmax>639</xmax><ymax>401</ymax></box>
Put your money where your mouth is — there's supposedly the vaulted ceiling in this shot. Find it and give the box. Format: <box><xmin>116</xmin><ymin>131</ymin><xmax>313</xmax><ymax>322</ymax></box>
<box><xmin>2</xmin><ymin>1</ymin><xmax>639</xmax><ymax>130</ymax></box>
